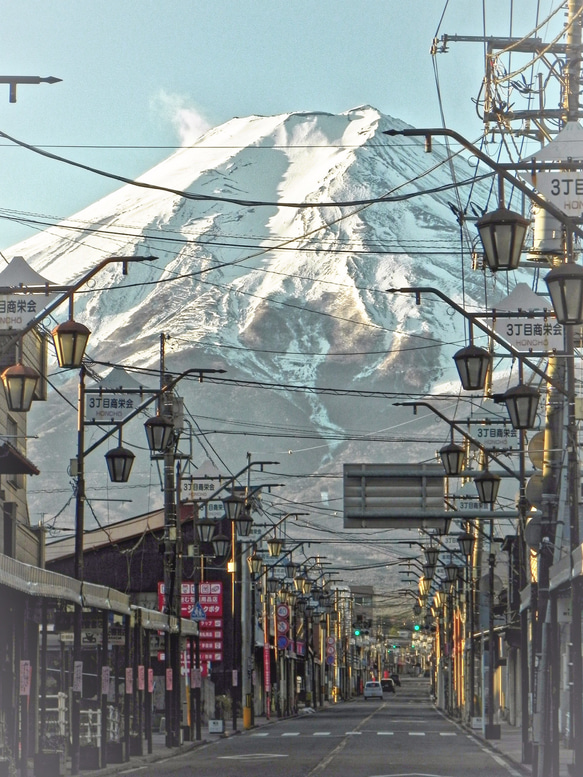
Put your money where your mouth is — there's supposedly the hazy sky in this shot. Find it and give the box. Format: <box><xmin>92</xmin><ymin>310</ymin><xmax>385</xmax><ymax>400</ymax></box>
<box><xmin>1</xmin><ymin>1</ymin><xmax>545</xmax><ymax>250</ymax></box>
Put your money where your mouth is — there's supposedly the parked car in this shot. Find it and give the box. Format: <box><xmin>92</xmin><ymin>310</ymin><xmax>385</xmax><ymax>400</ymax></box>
<box><xmin>381</xmin><ymin>678</ymin><xmax>395</xmax><ymax>694</ymax></box>
<box><xmin>363</xmin><ymin>681</ymin><xmax>383</xmax><ymax>700</ymax></box>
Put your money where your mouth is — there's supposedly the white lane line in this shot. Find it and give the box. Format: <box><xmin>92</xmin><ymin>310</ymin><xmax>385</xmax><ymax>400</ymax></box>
<box><xmin>282</xmin><ymin>732</ymin><xmax>300</xmax><ymax>737</ymax></box>
<box><xmin>345</xmin><ymin>731</ymin><xmax>361</xmax><ymax>735</ymax></box>
<box><xmin>409</xmin><ymin>732</ymin><xmax>426</xmax><ymax>736</ymax></box>
<box><xmin>439</xmin><ymin>732</ymin><xmax>457</xmax><ymax>736</ymax></box>
<box><xmin>251</xmin><ymin>732</ymin><xmax>269</xmax><ymax>737</ymax></box>
<box><xmin>377</xmin><ymin>731</ymin><xmax>394</xmax><ymax>735</ymax></box>
<box><xmin>313</xmin><ymin>731</ymin><xmax>331</xmax><ymax>736</ymax></box>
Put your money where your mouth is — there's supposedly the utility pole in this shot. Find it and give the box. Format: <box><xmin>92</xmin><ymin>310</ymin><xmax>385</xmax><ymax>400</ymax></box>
<box><xmin>158</xmin><ymin>334</ymin><xmax>182</xmax><ymax>748</ymax></box>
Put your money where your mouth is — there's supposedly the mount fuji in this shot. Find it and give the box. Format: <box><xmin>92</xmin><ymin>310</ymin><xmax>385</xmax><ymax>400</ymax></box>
<box><xmin>7</xmin><ymin>106</ymin><xmax>510</xmax><ymax>592</ymax></box>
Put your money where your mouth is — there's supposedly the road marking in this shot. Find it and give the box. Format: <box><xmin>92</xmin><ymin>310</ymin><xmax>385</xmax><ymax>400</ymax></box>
<box><xmin>345</xmin><ymin>731</ymin><xmax>361</xmax><ymax>735</ymax></box>
<box><xmin>377</xmin><ymin>731</ymin><xmax>394</xmax><ymax>735</ymax></box>
<box><xmin>282</xmin><ymin>732</ymin><xmax>300</xmax><ymax>736</ymax></box>
<box><xmin>219</xmin><ymin>754</ymin><xmax>287</xmax><ymax>760</ymax></box>
<box><xmin>408</xmin><ymin>732</ymin><xmax>426</xmax><ymax>736</ymax></box>
<box><xmin>439</xmin><ymin>732</ymin><xmax>457</xmax><ymax>736</ymax></box>
<box><xmin>251</xmin><ymin>732</ymin><xmax>269</xmax><ymax>737</ymax></box>
<box><xmin>313</xmin><ymin>731</ymin><xmax>331</xmax><ymax>736</ymax></box>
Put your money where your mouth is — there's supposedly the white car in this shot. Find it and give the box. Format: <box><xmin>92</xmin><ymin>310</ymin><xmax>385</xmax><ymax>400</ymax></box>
<box><xmin>363</xmin><ymin>681</ymin><xmax>383</xmax><ymax>700</ymax></box>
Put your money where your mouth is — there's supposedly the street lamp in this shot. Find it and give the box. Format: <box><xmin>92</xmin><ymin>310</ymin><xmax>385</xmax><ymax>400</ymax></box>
<box><xmin>474</xmin><ymin>468</ymin><xmax>501</xmax><ymax>505</ymax></box>
<box><xmin>502</xmin><ymin>383</ymin><xmax>540</xmax><ymax>430</ymax></box>
<box><xmin>267</xmin><ymin>536</ymin><xmax>284</xmax><ymax>557</ymax></box>
<box><xmin>1</xmin><ymin>362</ymin><xmax>40</xmax><ymax>412</ymax></box>
<box><xmin>212</xmin><ymin>533</ymin><xmax>230</xmax><ymax>558</ymax></box>
<box><xmin>544</xmin><ymin>262</ymin><xmax>583</xmax><ymax>325</ymax></box>
<box><xmin>453</xmin><ymin>342</ymin><xmax>491</xmax><ymax>391</ymax></box>
<box><xmin>51</xmin><ymin>318</ymin><xmax>91</xmax><ymax>369</ymax></box>
<box><xmin>457</xmin><ymin>532</ymin><xmax>476</xmax><ymax>558</ymax></box>
<box><xmin>439</xmin><ymin>437</ymin><xmax>465</xmax><ymax>476</ymax></box>
<box><xmin>444</xmin><ymin>562</ymin><xmax>460</xmax><ymax>584</ymax></box>
<box><xmin>247</xmin><ymin>551</ymin><xmax>264</xmax><ymax>577</ymax></box>
<box><xmin>104</xmin><ymin>440</ymin><xmax>135</xmax><ymax>483</ymax></box>
<box><xmin>476</xmin><ymin>203</ymin><xmax>530</xmax><ymax>271</ymax></box>
<box><xmin>144</xmin><ymin>414</ymin><xmax>174</xmax><ymax>452</ymax></box>
<box><xmin>196</xmin><ymin>518</ymin><xmax>218</xmax><ymax>544</ymax></box>
<box><xmin>222</xmin><ymin>492</ymin><xmax>245</xmax><ymax>524</ymax></box>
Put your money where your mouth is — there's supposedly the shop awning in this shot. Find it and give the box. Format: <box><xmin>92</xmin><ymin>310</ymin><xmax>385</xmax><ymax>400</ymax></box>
<box><xmin>0</xmin><ymin>443</ymin><xmax>39</xmax><ymax>476</ymax></box>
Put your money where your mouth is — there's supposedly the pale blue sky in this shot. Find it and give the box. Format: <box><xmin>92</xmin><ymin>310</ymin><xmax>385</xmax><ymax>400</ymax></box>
<box><xmin>1</xmin><ymin>1</ymin><xmax>541</xmax><ymax>250</ymax></box>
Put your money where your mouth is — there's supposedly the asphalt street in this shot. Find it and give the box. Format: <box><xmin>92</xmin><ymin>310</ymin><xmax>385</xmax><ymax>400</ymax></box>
<box><xmin>112</xmin><ymin>678</ymin><xmax>523</xmax><ymax>777</ymax></box>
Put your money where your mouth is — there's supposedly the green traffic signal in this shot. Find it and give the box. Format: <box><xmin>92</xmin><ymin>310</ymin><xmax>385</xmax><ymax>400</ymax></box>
<box><xmin>414</xmin><ymin>624</ymin><xmax>421</xmax><ymax>631</ymax></box>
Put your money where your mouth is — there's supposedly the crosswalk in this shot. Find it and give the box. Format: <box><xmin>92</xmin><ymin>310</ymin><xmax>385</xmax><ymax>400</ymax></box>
<box><xmin>250</xmin><ymin>730</ymin><xmax>458</xmax><ymax>738</ymax></box>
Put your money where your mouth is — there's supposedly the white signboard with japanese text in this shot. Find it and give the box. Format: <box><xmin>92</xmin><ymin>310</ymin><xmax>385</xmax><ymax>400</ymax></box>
<box><xmin>534</xmin><ymin>171</ymin><xmax>583</xmax><ymax>217</ymax></box>
<box><xmin>489</xmin><ymin>283</ymin><xmax>564</xmax><ymax>354</ymax></box>
<box><xmin>180</xmin><ymin>475</ymin><xmax>226</xmax><ymax>519</ymax></box>
<box><xmin>84</xmin><ymin>392</ymin><xmax>141</xmax><ymax>424</ymax></box>
<box><xmin>0</xmin><ymin>295</ymin><xmax>57</xmax><ymax>329</ymax></box>
<box><xmin>493</xmin><ymin>316</ymin><xmax>563</xmax><ymax>353</ymax></box>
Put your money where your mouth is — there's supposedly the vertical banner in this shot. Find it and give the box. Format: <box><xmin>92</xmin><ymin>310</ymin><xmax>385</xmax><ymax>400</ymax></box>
<box><xmin>73</xmin><ymin>661</ymin><xmax>83</xmax><ymax>693</ymax></box>
<box><xmin>232</xmin><ymin>669</ymin><xmax>238</xmax><ymax>687</ymax></box>
<box><xmin>19</xmin><ymin>661</ymin><xmax>31</xmax><ymax>696</ymax></box>
<box><xmin>125</xmin><ymin>667</ymin><xmax>133</xmax><ymax>695</ymax></box>
<box><xmin>101</xmin><ymin>666</ymin><xmax>110</xmax><ymax>696</ymax></box>
<box><xmin>264</xmin><ymin>644</ymin><xmax>271</xmax><ymax>692</ymax></box>
<box><xmin>148</xmin><ymin>668</ymin><xmax>154</xmax><ymax>694</ymax></box>
<box><xmin>166</xmin><ymin>667</ymin><xmax>173</xmax><ymax>692</ymax></box>
<box><xmin>138</xmin><ymin>665</ymin><xmax>145</xmax><ymax>692</ymax></box>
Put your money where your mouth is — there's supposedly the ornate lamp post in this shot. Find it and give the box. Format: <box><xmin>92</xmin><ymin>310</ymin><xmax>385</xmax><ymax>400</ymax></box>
<box><xmin>221</xmin><ymin>491</ymin><xmax>253</xmax><ymax>732</ymax></box>
<box><xmin>457</xmin><ymin>529</ymin><xmax>477</xmax><ymax>721</ymax></box>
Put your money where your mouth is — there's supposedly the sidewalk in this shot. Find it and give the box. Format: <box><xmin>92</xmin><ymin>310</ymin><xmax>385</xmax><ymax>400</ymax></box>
<box><xmin>462</xmin><ymin>717</ymin><xmax>575</xmax><ymax>777</ymax></box>
<box><xmin>30</xmin><ymin>717</ymin><xmax>258</xmax><ymax>777</ymax></box>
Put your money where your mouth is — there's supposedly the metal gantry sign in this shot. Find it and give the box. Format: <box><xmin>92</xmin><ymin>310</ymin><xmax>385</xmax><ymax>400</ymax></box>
<box><xmin>343</xmin><ymin>463</ymin><xmax>447</xmax><ymax>531</ymax></box>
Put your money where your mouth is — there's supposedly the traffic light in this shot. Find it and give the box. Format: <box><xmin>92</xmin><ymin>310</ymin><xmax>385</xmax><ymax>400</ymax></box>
<box><xmin>413</xmin><ymin>623</ymin><xmax>421</xmax><ymax>632</ymax></box>
<box><xmin>353</xmin><ymin>626</ymin><xmax>361</xmax><ymax>636</ymax></box>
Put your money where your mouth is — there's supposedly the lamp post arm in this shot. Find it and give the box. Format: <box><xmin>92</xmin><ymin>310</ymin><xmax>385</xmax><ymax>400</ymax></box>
<box><xmin>82</xmin><ymin>367</ymin><xmax>226</xmax><ymax>458</ymax></box>
<box><xmin>384</xmin><ymin>127</ymin><xmax>583</xmax><ymax>242</ymax></box>
<box><xmin>249</xmin><ymin>512</ymin><xmax>309</xmax><ymax>549</ymax></box>
<box><xmin>387</xmin><ymin>286</ymin><xmax>565</xmax><ymax>395</ymax></box>
<box><xmin>0</xmin><ymin>255</ymin><xmax>158</xmax><ymax>358</ymax></box>
<box><xmin>194</xmin><ymin>460</ymin><xmax>280</xmax><ymax>509</ymax></box>
<box><xmin>394</xmin><ymin>399</ymin><xmax>517</xmax><ymax>478</ymax></box>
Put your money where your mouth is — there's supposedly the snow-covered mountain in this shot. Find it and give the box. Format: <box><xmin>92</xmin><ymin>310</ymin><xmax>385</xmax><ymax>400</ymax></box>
<box><xmin>10</xmin><ymin>106</ymin><xmax>504</xmax><ymax>593</ymax></box>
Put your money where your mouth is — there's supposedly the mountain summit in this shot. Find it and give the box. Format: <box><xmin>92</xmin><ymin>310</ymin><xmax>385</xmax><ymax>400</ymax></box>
<box><xmin>10</xmin><ymin>107</ymin><xmax>490</xmax><ymax>554</ymax></box>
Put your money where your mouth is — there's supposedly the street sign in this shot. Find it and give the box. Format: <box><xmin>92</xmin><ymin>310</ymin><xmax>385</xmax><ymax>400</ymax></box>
<box><xmin>190</xmin><ymin>602</ymin><xmax>207</xmax><ymax>622</ymax></box>
<box><xmin>490</xmin><ymin>284</ymin><xmax>563</xmax><ymax>354</ymax></box>
<box><xmin>343</xmin><ymin>463</ymin><xmax>447</xmax><ymax>530</ymax></box>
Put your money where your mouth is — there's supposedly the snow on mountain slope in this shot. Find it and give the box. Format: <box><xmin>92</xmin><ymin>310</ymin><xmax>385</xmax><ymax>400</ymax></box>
<box><xmin>7</xmin><ymin>106</ymin><xmax>504</xmax><ymax>587</ymax></box>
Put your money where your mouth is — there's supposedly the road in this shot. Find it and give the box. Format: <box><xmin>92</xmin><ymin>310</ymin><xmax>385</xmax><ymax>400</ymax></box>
<box><xmin>118</xmin><ymin>678</ymin><xmax>521</xmax><ymax>777</ymax></box>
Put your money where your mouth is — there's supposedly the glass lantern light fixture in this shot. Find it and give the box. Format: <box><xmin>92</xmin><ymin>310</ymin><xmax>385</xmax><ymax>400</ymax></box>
<box><xmin>104</xmin><ymin>429</ymin><xmax>135</xmax><ymax>483</ymax></box>
<box><xmin>144</xmin><ymin>414</ymin><xmax>174</xmax><ymax>452</ymax></box>
<box><xmin>476</xmin><ymin>179</ymin><xmax>530</xmax><ymax>271</ymax></box>
<box><xmin>439</xmin><ymin>436</ymin><xmax>465</xmax><ymax>476</ymax></box>
<box><xmin>458</xmin><ymin>531</ymin><xmax>476</xmax><ymax>558</ymax></box>
<box><xmin>545</xmin><ymin>262</ymin><xmax>583</xmax><ymax>325</ymax></box>
<box><xmin>51</xmin><ymin>318</ymin><xmax>91</xmax><ymax>369</ymax></box>
<box><xmin>1</xmin><ymin>362</ymin><xmax>40</xmax><ymax>413</ymax></box>
<box><xmin>474</xmin><ymin>468</ymin><xmax>501</xmax><ymax>504</ymax></box>
<box><xmin>502</xmin><ymin>383</ymin><xmax>540</xmax><ymax>430</ymax></box>
<box><xmin>453</xmin><ymin>342</ymin><xmax>491</xmax><ymax>392</ymax></box>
